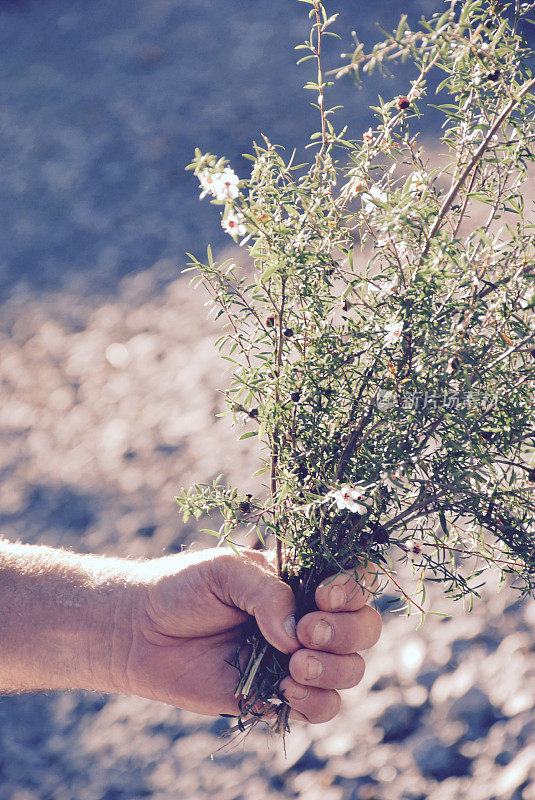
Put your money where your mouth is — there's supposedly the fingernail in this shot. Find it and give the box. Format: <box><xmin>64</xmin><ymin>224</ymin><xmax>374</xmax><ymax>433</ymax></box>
<box><xmin>285</xmin><ymin>684</ymin><xmax>309</xmax><ymax>701</ymax></box>
<box><xmin>311</xmin><ymin>619</ymin><xmax>333</xmax><ymax>647</ymax></box>
<box><xmin>306</xmin><ymin>657</ymin><xmax>323</xmax><ymax>680</ymax></box>
<box><xmin>284</xmin><ymin>614</ymin><xmax>297</xmax><ymax>639</ymax></box>
<box><xmin>329</xmin><ymin>585</ymin><xmax>346</xmax><ymax>609</ymax></box>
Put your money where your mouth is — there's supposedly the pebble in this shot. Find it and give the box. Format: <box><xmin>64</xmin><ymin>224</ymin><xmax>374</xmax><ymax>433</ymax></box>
<box><xmin>413</xmin><ymin>736</ymin><xmax>473</xmax><ymax>780</ymax></box>
<box><xmin>447</xmin><ymin>687</ymin><xmax>501</xmax><ymax>741</ymax></box>
<box><xmin>348</xmin><ymin>777</ymin><xmax>380</xmax><ymax>800</ymax></box>
<box><xmin>376</xmin><ymin>703</ymin><xmax>423</xmax><ymax>743</ymax></box>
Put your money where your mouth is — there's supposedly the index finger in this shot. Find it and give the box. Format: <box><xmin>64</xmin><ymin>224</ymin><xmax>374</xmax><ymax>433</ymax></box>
<box><xmin>315</xmin><ymin>567</ymin><xmax>380</xmax><ymax>612</ymax></box>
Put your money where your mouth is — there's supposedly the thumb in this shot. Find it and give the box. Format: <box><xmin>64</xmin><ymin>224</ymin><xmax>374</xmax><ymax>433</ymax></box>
<box><xmin>211</xmin><ymin>552</ymin><xmax>299</xmax><ymax>654</ymax></box>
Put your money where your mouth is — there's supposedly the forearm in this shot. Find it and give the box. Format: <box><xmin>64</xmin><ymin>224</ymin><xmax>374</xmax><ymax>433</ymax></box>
<box><xmin>0</xmin><ymin>539</ymin><xmax>137</xmax><ymax>694</ymax></box>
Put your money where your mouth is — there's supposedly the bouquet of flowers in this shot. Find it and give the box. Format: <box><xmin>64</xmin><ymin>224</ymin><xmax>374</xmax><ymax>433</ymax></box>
<box><xmin>176</xmin><ymin>0</ymin><xmax>535</xmax><ymax>734</ymax></box>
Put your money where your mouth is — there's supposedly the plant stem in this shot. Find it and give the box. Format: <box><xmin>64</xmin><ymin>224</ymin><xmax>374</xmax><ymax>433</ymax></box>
<box><xmin>421</xmin><ymin>76</ymin><xmax>535</xmax><ymax>259</ymax></box>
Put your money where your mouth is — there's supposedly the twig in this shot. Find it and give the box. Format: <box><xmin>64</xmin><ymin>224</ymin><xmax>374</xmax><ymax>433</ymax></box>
<box><xmin>420</xmin><ymin>76</ymin><xmax>535</xmax><ymax>260</ymax></box>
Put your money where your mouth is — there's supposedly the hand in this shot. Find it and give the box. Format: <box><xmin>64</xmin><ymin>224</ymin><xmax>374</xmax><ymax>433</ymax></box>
<box><xmin>119</xmin><ymin>548</ymin><xmax>382</xmax><ymax>723</ymax></box>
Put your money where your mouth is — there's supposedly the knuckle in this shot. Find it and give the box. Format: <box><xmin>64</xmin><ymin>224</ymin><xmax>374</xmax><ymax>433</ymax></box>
<box><xmin>211</xmin><ymin>552</ymin><xmax>239</xmax><ymax>573</ymax></box>
<box><xmin>238</xmin><ymin>548</ymin><xmax>276</xmax><ymax>573</ymax></box>
<box><xmin>362</xmin><ymin>606</ymin><xmax>382</xmax><ymax>647</ymax></box>
<box><xmin>288</xmin><ymin>651</ymin><xmax>307</xmax><ymax>683</ymax></box>
<box><xmin>370</xmin><ymin>609</ymin><xmax>383</xmax><ymax>645</ymax></box>
<box><xmin>308</xmin><ymin>692</ymin><xmax>341</xmax><ymax>724</ymax></box>
<box><xmin>296</xmin><ymin>615</ymin><xmax>314</xmax><ymax>647</ymax></box>
<box><xmin>303</xmin><ymin>690</ymin><xmax>341</xmax><ymax>725</ymax></box>
<box><xmin>350</xmin><ymin>653</ymin><xmax>366</xmax><ymax>684</ymax></box>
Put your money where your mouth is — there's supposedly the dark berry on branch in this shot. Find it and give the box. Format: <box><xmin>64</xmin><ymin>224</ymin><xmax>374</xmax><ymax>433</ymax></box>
<box><xmin>239</xmin><ymin>501</ymin><xmax>251</xmax><ymax>514</ymax></box>
<box><xmin>530</xmin><ymin>348</ymin><xmax>535</xmax><ymax>359</ymax></box>
<box><xmin>283</xmin><ymin>328</ymin><xmax>294</xmax><ymax>338</ymax></box>
<box><xmin>290</xmin><ymin>391</ymin><xmax>301</xmax><ymax>402</ymax></box>
<box><xmin>412</xmin><ymin>544</ymin><xmax>421</xmax><ymax>554</ymax></box>
<box><xmin>485</xmin><ymin>70</ymin><xmax>501</xmax><ymax>82</ymax></box>
<box><xmin>479</xmin><ymin>431</ymin><xmax>494</xmax><ymax>441</ymax></box>
<box><xmin>246</xmin><ymin>493</ymin><xmax>253</xmax><ymax>499</ymax></box>
<box><xmin>397</xmin><ymin>97</ymin><xmax>411</xmax><ymax>110</ymax></box>
<box><xmin>248</xmin><ymin>407</ymin><xmax>259</xmax><ymax>418</ymax></box>
<box><xmin>448</xmin><ymin>356</ymin><xmax>460</xmax><ymax>372</ymax></box>
<box><xmin>323</xmin><ymin>387</ymin><xmax>333</xmax><ymax>397</ymax></box>
<box><xmin>266</xmin><ymin>315</ymin><xmax>275</xmax><ymax>327</ymax></box>
<box><xmin>528</xmin><ymin>469</ymin><xmax>535</xmax><ymax>483</ymax></box>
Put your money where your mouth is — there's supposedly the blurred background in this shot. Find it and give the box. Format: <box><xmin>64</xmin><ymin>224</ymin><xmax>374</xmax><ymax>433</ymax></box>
<box><xmin>1</xmin><ymin>1</ymin><xmax>535</xmax><ymax>798</ymax></box>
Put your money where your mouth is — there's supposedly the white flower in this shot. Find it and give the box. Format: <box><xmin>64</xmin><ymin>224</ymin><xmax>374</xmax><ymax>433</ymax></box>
<box><xmin>361</xmin><ymin>185</ymin><xmax>387</xmax><ymax>214</ymax></box>
<box><xmin>326</xmin><ymin>485</ymin><xmax>368</xmax><ymax>515</ymax></box>
<box><xmin>408</xmin><ymin>171</ymin><xmax>426</xmax><ymax>197</ymax></box>
<box><xmin>198</xmin><ymin>169</ymin><xmax>218</xmax><ymax>199</ymax></box>
<box><xmin>198</xmin><ymin>167</ymin><xmax>240</xmax><ymax>201</ymax></box>
<box><xmin>212</xmin><ymin>167</ymin><xmax>240</xmax><ymax>201</ymax></box>
<box><xmin>406</xmin><ymin>538</ymin><xmax>423</xmax><ymax>554</ymax></box>
<box><xmin>363</xmin><ymin>127</ymin><xmax>374</xmax><ymax>143</ymax></box>
<box><xmin>371</xmin><ymin>274</ymin><xmax>399</xmax><ymax>301</ymax></box>
<box><xmin>396</xmin><ymin>241</ymin><xmax>409</xmax><ymax>260</ymax></box>
<box><xmin>384</xmin><ymin>318</ymin><xmax>404</xmax><ymax>346</ymax></box>
<box><xmin>344</xmin><ymin>168</ymin><xmax>368</xmax><ymax>197</ymax></box>
<box><xmin>222</xmin><ymin>210</ymin><xmax>247</xmax><ymax>237</ymax></box>
<box><xmin>294</xmin><ymin>229</ymin><xmax>309</xmax><ymax>249</ymax></box>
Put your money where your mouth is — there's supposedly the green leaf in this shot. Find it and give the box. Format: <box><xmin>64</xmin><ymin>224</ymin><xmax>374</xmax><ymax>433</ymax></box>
<box><xmin>239</xmin><ymin>431</ymin><xmax>259</xmax><ymax>440</ymax></box>
<box><xmin>261</xmin><ymin>262</ymin><xmax>281</xmax><ymax>283</ymax></box>
<box><xmin>251</xmin><ymin>466</ymin><xmax>270</xmax><ymax>478</ymax></box>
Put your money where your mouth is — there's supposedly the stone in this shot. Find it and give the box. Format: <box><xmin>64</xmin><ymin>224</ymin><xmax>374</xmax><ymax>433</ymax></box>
<box><xmin>136</xmin><ymin>525</ymin><xmax>156</xmax><ymax>538</ymax></box>
<box><xmin>348</xmin><ymin>777</ymin><xmax>380</xmax><ymax>800</ymax></box>
<box><xmin>518</xmin><ymin>717</ymin><xmax>535</xmax><ymax>746</ymax></box>
<box><xmin>447</xmin><ymin>686</ymin><xmax>501</xmax><ymax>740</ymax></box>
<box><xmin>416</xmin><ymin>666</ymin><xmax>441</xmax><ymax>692</ymax></box>
<box><xmin>413</xmin><ymin>736</ymin><xmax>472</xmax><ymax>780</ymax></box>
<box><xmin>288</xmin><ymin>744</ymin><xmax>327</xmax><ymax>773</ymax></box>
<box><xmin>495</xmin><ymin>750</ymin><xmax>514</xmax><ymax>767</ymax></box>
<box><xmin>376</xmin><ymin>703</ymin><xmax>423</xmax><ymax>743</ymax></box>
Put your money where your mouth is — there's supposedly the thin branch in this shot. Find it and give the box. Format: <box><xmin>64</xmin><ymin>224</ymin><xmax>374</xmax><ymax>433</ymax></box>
<box><xmin>420</xmin><ymin>76</ymin><xmax>535</xmax><ymax>260</ymax></box>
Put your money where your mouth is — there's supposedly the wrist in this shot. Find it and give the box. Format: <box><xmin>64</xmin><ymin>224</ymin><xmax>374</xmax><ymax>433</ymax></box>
<box><xmin>0</xmin><ymin>541</ymin><xmax>142</xmax><ymax>695</ymax></box>
<box><xmin>80</xmin><ymin>566</ymin><xmax>140</xmax><ymax>695</ymax></box>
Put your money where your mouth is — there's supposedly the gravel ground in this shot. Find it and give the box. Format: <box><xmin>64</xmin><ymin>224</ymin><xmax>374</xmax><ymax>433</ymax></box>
<box><xmin>1</xmin><ymin>268</ymin><xmax>535</xmax><ymax>800</ymax></box>
<box><xmin>1</xmin><ymin>0</ymin><xmax>535</xmax><ymax>798</ymax></box>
